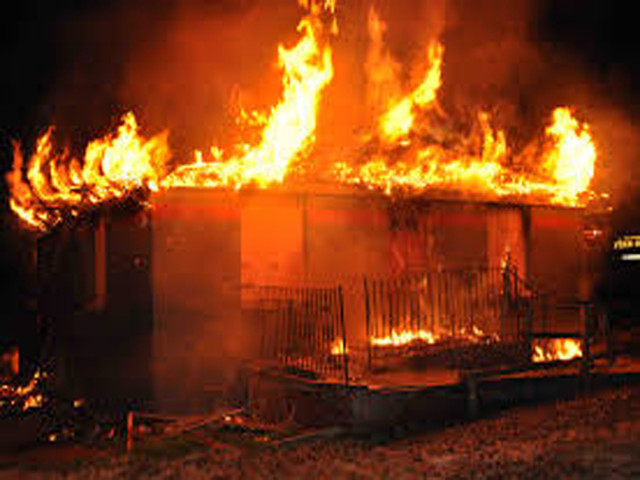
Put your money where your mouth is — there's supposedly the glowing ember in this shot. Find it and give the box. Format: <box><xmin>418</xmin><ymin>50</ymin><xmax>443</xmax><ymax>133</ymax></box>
<box><xmin>0</xmin><ymin>369</ymin><xmax>46</xmax><ymax>412</ymax></box>
<box><xmin>531</xmin><ymin>338</ymin><xmax>583</xmax><ymax>363</ymax></box>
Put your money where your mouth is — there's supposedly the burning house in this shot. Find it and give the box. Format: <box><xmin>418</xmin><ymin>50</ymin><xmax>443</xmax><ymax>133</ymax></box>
<box><xmin>3</xmin><ymin>0</ymin><xmax>611</xmax><ymax>420</ymax></box>
<box><xmin>22</xmin><ymin>187</ymin><xmax>597</xmax><ymax>414</ymax></box>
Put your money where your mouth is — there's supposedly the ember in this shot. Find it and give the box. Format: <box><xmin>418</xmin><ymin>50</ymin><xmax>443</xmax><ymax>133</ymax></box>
<box><xmin>0</xmin><ymin>369</ymin><xmax>45</xmax><ymax>413</ymax></box>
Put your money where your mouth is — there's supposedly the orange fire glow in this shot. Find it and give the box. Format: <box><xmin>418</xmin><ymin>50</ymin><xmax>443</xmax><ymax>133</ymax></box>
<box><xmin>333</xmin><ymin>8</ymin><xmax>597</xmax><ymax>206</ymax></box>
<box><xmin>7</xmin><ymin>112</ymin><xmax>169</xmax><ymax>230</ymax></box>
<box><xmin>531</xmin><ymin>338</ymin><xmax>583</xmax><ymax>363</ymax></box>
<box><xmin>370</xmin><ymin>328</ymin><xmax>438</xmax><ymax>348</ymax></box>
<box><xmin>6</xmin><ymin>3</ymin><xmax>602</xmax><ymax>232</ymax></box>
<box><xmin>369</xmin><ymin>325</ymin><xmax>492</xmax><ymax>349</ymax></box>
<box><xmin>162</xmin><ymin>2</ymin><xmax>334</xmax><ymax>190</ymax></box>
<box><xmin>330</xmin><ymin>338</ymin><xmax>348</xmax><ymax>356</ymax></box>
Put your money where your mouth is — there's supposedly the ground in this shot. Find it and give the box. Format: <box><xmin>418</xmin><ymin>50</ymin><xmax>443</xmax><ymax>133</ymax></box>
<box><xmin>1</xmin><ymin>382</ymin><xmax>638</xmax><ymax>479</ymax></box>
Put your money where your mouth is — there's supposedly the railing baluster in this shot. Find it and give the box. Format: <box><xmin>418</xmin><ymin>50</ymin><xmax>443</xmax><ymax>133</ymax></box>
<box><xmin>387</xmin><ymin>279</ymin><xmax>394</xmax><ymax>335</ymax></box>
<box><xmin>324</xmin><ymin>288</ymin><xmax>330</xmax><ymax>377</ymax></box>
<box><xmin>427</xmin><ymin>271</ymin><xmax>434</xmax><ymax>334</ymax></box>
<box><xmin>338</xmin><ymin>285</ymin><xmax>349</xmax><ymax>386</ymax></box>
<box><xmin>303</xmin><ymin>286</ymin><xmax>309</xmax><ymax>372</ymax></box>
<box><xmin>364</xmin><ymin>276</ymin><xmax>372</xmax><ymax>372</ymax></box>
<box><xmin>409</xmin><ymin>274</ymin><xmax>417</xmax><ymax>333</ymax></box>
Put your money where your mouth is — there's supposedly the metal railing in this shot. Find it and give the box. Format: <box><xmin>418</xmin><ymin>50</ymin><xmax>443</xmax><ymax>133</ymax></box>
<box><xmin>244</xmin><ymin>284</ymin><xmax>349</xmax><ymax>384</ymax></box>
<box><xmin>364</xmin><ymin>268</ymin><xmax>507</xmax><ymax>340</ymax></box>
<box><xmin>363</xmin><ymin>268</ymin><xmax>509</xmax><ymax>368</ymax></box>
<box><xmin>362</xmin><ymin>263</ymin><xmax>610</xmax><ymax>371</ymax></box>
<box><xmin>243</xmin><ymin>265</ymin><xmax>611</xmax><ymax>385</ymax></box>
<box><xmin>499</xmin><ymin>264</ymin><xmax>611</xmax><ymax>369</ymax></box>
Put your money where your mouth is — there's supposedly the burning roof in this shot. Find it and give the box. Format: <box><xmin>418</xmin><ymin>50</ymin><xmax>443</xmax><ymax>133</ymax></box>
<box><xmin>6</xmin><ymin>0</ymin><xmax>601</xmax><ymax>232</ymax></box>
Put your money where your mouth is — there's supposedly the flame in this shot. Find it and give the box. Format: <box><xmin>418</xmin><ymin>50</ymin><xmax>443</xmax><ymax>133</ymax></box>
<box><xmin>532</xmin><ymin>338</ymin><xmax>583</xmax><ymax>363</ymax></box>
<box><xmin>371</xmin><ymin>328</ymin><xmax>438</xmax><ymax>347</ymax></box>
<box><xmin>163</xmin><ymin>2</ymin><xmax>334</xmax><ymax>190</ymax></box>
<box><xmin>83</xmin><ymin>112</ymin><xmax>167</xmax><ymax>197</ymax></box>
<box><xmin>365</xmin><ymin>7</ymin><xmax>443</xmax><ymax>143</ymax></box>
<box><xmin>8</xmin><ymin>1</ymin><xmax>335</xmax><ymax>231</ymax></box>
<box><xmin>330</xmin><ymin>338</ymin><xmax>348</xmax><ymax>355</ymax></box>
<box><xmin>379</xmin><ymin>42</ymin><xmax>443</xmax><ymax>142</ymax></box>
<box><xmin>6</xmin><ymin>3</ymin><xmax>603</xmax><ymax>233</ymax></box>
<box><xmin>7</xmin><ymin>113</ymin><xmax>169</xmax><ymax>231</ymax></box>
<box><xmin>333</xmin><ymin>9</ymin><xmax>597</xmax><ymax>207</ymax></box>
<box><xmin>335</xmin><ymin>104</ymin><xmax>596</xmax><ymax>206</ymax></box>
<box><xmin>369</xmin><ymin>324</ymin><xmax>496</xmax><ymax>349</ymax></box>
<box><xmin>541</xmin><ymin>107</ymin><xmax>597</xmax><ymax>204</ymax></box>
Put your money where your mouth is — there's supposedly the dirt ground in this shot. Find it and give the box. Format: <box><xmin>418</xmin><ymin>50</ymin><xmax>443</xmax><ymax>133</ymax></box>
<box><xmin>1</xmin><ymin>383</ymin><xmax>639</xmax><ymax>479</ymax></box>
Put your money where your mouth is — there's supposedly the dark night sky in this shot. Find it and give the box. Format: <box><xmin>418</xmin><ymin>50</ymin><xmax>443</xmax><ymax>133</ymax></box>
<box><xmin>1</xmin><ymin>0</ymin><xmax>640</xmax><ymax>345</ymax></box>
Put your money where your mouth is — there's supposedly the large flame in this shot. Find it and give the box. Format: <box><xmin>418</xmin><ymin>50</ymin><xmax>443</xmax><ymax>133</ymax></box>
<box><xmin>7</xmin><ymin>113</ymin><xmax>169</xmax><ymax>230</ymax></box>
<box><xmin>334</xmin><ymin>105</ymin><xmax>596</xmax><ymax>205</ymax></box>
<box><xmin>163</xmin><ymin>2</ymin><xmax>334</xmax><ymax>190</ymax></box>
<box><xmin>8</xmin><ymin>1</ymin><xmax>335</xmax><ymax>230</ymax></box>
<box><xmin>333</xmin><ymin>8</ymin><xmax>597</xmax><ymax>207</ymax></box>
<box><xmin>542</xmin><ymin>107</ymin><xmax>597</xmax><ymax>204</ymax></box>
<box><xmin>6</xmin><ymin>3</ymin><xmax>602</xmax><ymax>233</ymax></box>
<box><xmin>364</xmin><ymin>7</ymin><xmax>443</xmax><ymax>143</ymax></box>
<box><xmin>379</xmin><ymin>42</ymin><xmax>443</xmax><ymax>143</ymax></box>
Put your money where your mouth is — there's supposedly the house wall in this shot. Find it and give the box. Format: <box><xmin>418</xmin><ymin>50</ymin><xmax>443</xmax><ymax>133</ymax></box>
<box><xmin>151</xmin><ymin>190</ymin><xmax>242</xmax><ymax>413</ymax></box>
<box><xmin>527</xmin><ymin>206</ymin><xmax>589</xmax><ymax>333</ymax></box>
<box><xmin>37</xmin><ymin>210</ymin><xmax>154</xmax><ymax>411</ymax></box>
<box><xmin>40</xmin><ymin>189</ymin><xmax>588</xmax><ymax>413</ymax></box>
